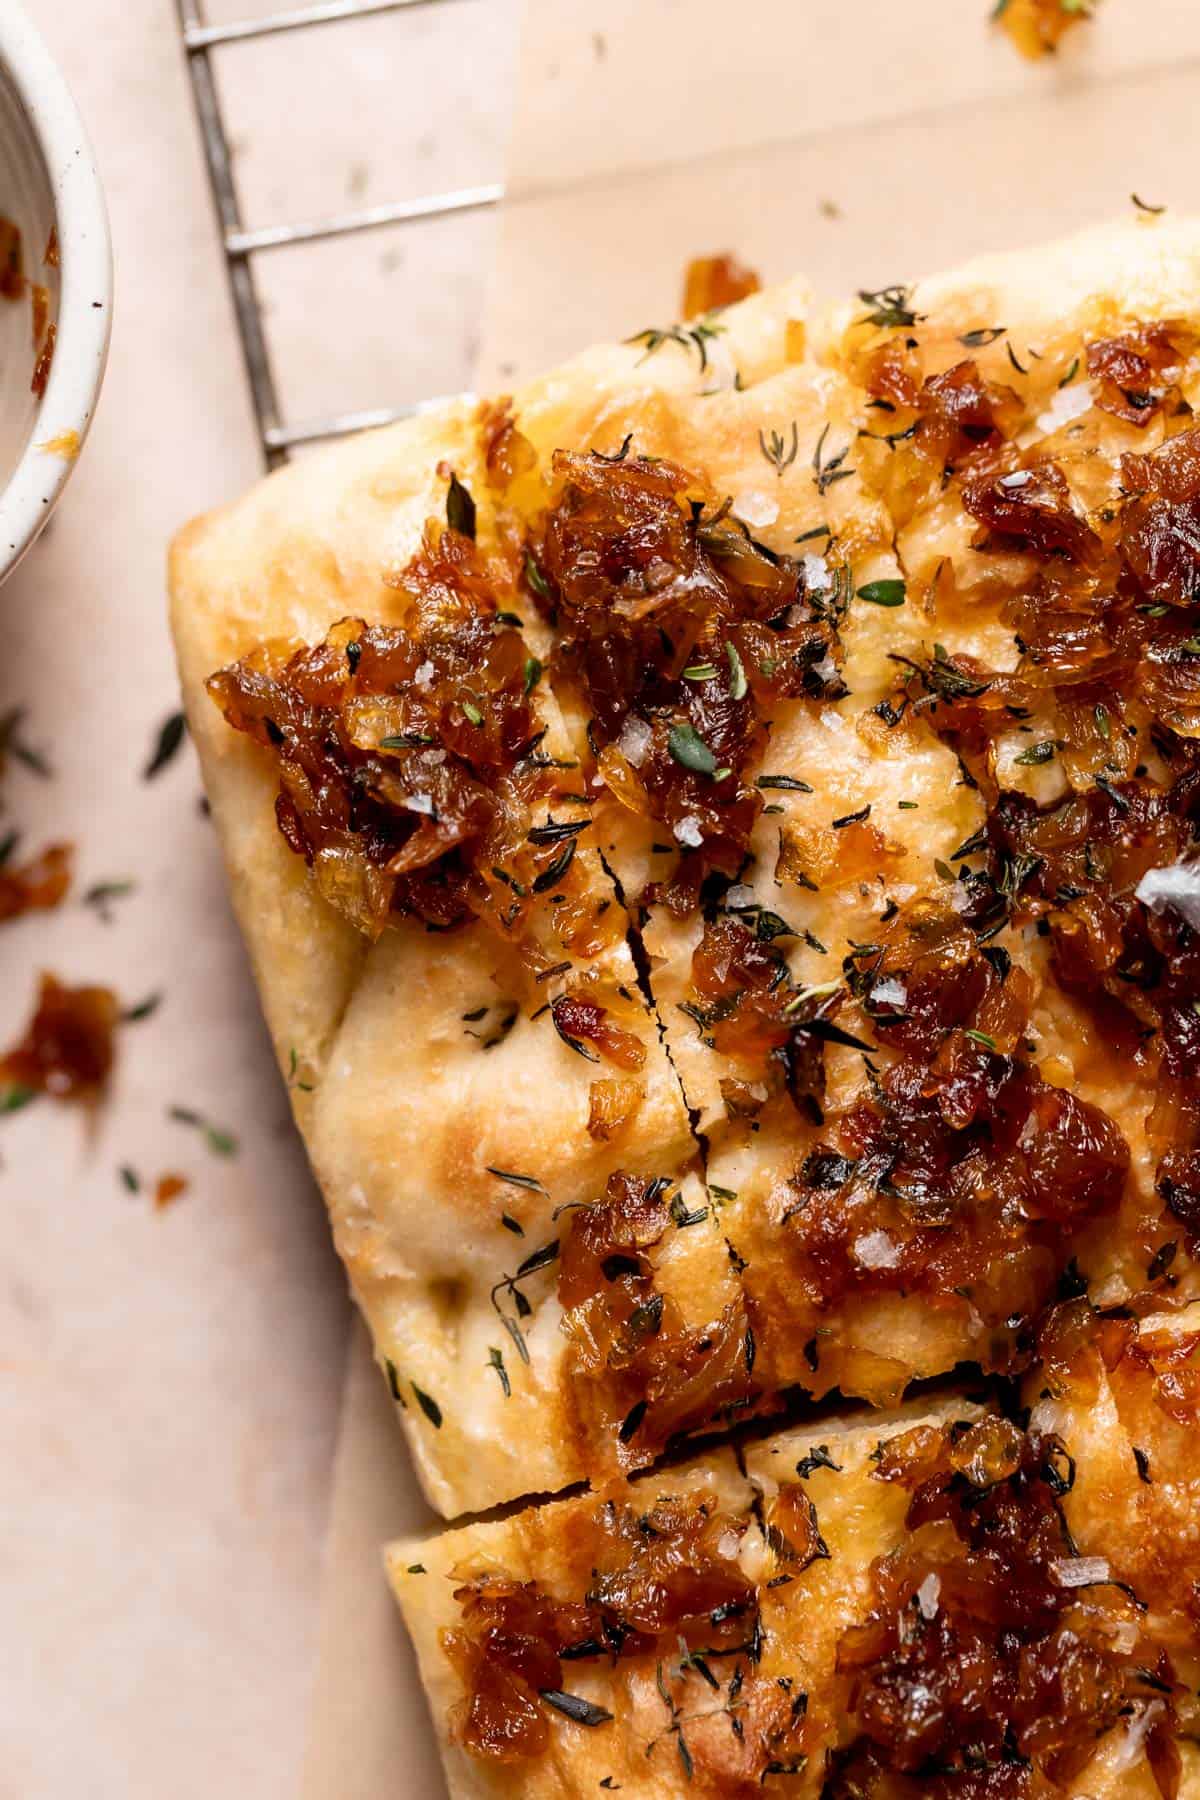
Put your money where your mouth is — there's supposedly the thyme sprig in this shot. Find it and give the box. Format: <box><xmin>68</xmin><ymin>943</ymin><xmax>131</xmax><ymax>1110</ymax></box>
<box><xmin>758</xmin><ymin>421</ymin><xmax>800</xmax><ymax>477</ymax></box>
<box><xmin>627</xmin><ymin>317</ymin><xmax>725</xmax><ymax>373</ymax></box>
<box><xmin>856</xmin><ymin>284</ymin><xmax>923</xmax><ymax>330</ymax></box>
<box><xmin>812</xmin><ymin>424</ymin><xmax>856</xmax><ymax>496</ymax></box>
<box><xmin>490</xmin><ymin>1238</ymin><xmax>560</xmax><ymax>1363</ymax></box>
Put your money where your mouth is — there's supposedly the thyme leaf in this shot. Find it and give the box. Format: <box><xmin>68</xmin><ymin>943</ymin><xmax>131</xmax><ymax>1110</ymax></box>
<box><xmin>667</xmin><ymin>723</ymin><xmax>718</xmax><ymax>776</ymax></box>
<box><xmin>486</xmin><ymin>1166</ymin><xmax>547</xmax><ymax>1193</ymax></box>
<box><xmin>856</xmin><ymin>284</ymin><xmax>922</xmax><ymax>330</ymax></box>
<box><xmin>446</xmin><ymin>470</ymin><xmax>477</xmax><ymax>539</ymax></box>
<box><xmin>412</xmin><ymin>1384</ymin><xmax>443</xmax><ymax>1428</ymax></box>
<box><xmin>856</xmin><ymin>579</ymin><xmax>906</xmax><ymax>608</ymax></box>
<box><xmin>539</xmin><ymin>1690</ymin><xmax>614</xmax><ymax>1728</ymax></box>
<box><xmin>487</xmin><ymin>1346</ymin><xmax>511</xmax><ymax>1397</ymax></box>
<box><xmin>144</xmin><ymin>710</ymin><xmax>187</xmax><ymax>781</ymax></box>
<box><xmin>812</xmin><ymin>423</ymin><xmax>856</xmax><ymax>496</ymax></box>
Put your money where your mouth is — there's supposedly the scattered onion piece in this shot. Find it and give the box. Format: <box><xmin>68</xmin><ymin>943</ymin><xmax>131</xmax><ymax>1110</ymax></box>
<box><xmin>0</xmin><ymin>842</ymin><xmax>72</xmax><ymax>923</ymax></box>
<box><xmin>0</xmin><ymin>972</ymin><xmax>119</xmax><ymax>1102</ymax></box>
<box><xmin>995</xmin><ymin>0</ymin><xmax>1095</xmax><ymax>60</ymax></box>
<box><xmin>154</xmin><ymin>1173</ymin><xmax>189</xmax><ymax>1211</ymax></box>
<box><xmin>681</xmin><ymin>252</ymin><xmax>761</xmax><ymax>319</ymax></box>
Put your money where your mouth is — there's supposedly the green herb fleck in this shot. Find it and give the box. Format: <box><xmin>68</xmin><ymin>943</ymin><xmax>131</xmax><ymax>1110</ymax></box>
<box><xmin>486</xmin><ymin>1166</ymin><xmax>546</xmax><ymax>1193</ymax></box>
<box><xmin>524</xmin><ymin>550</ymin><xmax>552</xmax><ymax>600</ymax></box>
<box><xmin>539</xmin><ymin>1690</ymin><xmax>614</xmax><ymax>1728</ymax></box>
<box><xmin>812</xmin><ymin>423</ymin><xmax>855</xmax><ymax>496</ymax></box>
<box><xmin>856</xmin><ymin>284</ymin><xmax>922</xmax><ymax>330</ymax></box>
<box><xmin>168</xmin><ymin>1104</ymin><xmax>237</xmax><ymax>1157</ymax></box>
<box><xmin>487</xmin><ymin>1346</ymin><xmax>511</xmax><ymax>1397</ymax></box>
<box><xmin>757</xmin><ymin>773</ymin><xmax>812</xmax><ymax>792</ymax></box>
<box><xmin>1013</xmin><ymin>739</ymin><xmax>1061</xmax><ymax>766</ymax></box>
<box><xmin>668</xmin><ymin>723</ymin><xmax>717</xmax><ymax>776</ymax></box>
<box><xmin>446</xmin><ymin>470</ymin><xmax>477</xmax><ymax>539</ymax></box>
<box><xmin>626</xmin><ymin>318</ymin><xmax>725</xmax><ymax>373</ymax></box>
<box><xmin>144</xmin><ymin>710</ymin><xmax>187</xmax><ymax>781</ymax></box>
<box><xmin>857</xmin><ymin>578</ymin><xmax>905</xmax><ymax>608</ymax></box>
<box><xmin>83</xmin><ymin>880</ymin><xmax>135</xmax><ymax>922</ymax></box>
<box><xmin>0</xmin><ymin>707</ymin><xmax>53</xmax><ymax>778</ymax></box>
<box><xmin>413</xmin><ymin>1385</ymin><xmax>443</xmax><ymax>1428</ymax></box>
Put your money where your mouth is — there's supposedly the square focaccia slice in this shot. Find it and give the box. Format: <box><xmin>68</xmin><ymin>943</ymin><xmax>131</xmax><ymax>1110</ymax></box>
<box><xmin>543</xmin><ymin>219</ymin><xmax>1200</xmax><ymax>1416</ymax></box>
<box><xmin>389</xmin><ymin>1394</ymin><xmax>1192</xmax><ymax>1799</ymax></box>
<box><xmin>1027</xmin><ymin>1293</ymin><xmax>1200</xmax><ymax>1735</ymax></box>
<box><xmin>170</xmin><ymin>405</ymin><xmax>702</xmax><ymax>1516</ymax></box>
<box><xmin>813</xmin><ymin>216</ymin><xmax>1200</xmax><ymax>1321</ymax></box>
<box><xmin>169</xmin><ymin>279</ymin><xmax>854</xmax><ymax>1515</ymax></box>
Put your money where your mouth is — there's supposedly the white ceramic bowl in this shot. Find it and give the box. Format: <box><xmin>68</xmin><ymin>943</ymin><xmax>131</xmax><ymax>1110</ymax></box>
<box><xmin>0</xmin><ymin>0</ymin><xmax>111</xmax><ymax>581</ymax></box>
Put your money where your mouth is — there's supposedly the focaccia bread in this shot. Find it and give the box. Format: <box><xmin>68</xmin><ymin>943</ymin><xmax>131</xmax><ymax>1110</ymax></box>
<box><xmin>389</xmin><ymin>1393</ymin><xmax>1198</xmax><ymax>1798</ymax></box>
<box><xmin>1027</xmin><ymin>1294</ymin><xmax>1200</xmax><ymax>1705</ymax></box>
<box><xmin>172</xmin><ymin>217</ymin><xmax>1200</xmax><ymax>1517</ymax></box>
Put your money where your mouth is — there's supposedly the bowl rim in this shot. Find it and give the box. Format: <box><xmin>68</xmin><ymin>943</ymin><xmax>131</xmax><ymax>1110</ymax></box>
<box><xmin>0</xmin><ymin>0</ymin><xmax>112</xmax><ymax>582</ymax></box>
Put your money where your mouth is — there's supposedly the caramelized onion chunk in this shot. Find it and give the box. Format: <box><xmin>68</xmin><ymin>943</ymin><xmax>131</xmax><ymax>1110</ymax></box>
<box><xmin>208</xmin><ymin>523</ymin><xmax>611</xmax><ymax>953</ymax></box>
<box><xmin>0</xmin><ymin>841</ymin><xmax>71</xmax><ymax>923</ymax></box>
<box><xmin>1</xmin><ymin>972</ymin><xmax>119</xmax><ymax>1100</ymax></box>
<box><xmin>837</xmin><ymin>1419</ymin><xmax>1177</xmax><ymax>1794</ymax></box>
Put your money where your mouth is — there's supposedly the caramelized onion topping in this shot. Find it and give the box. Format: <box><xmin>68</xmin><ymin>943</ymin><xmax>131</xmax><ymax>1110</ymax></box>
<box><xmin>874</xmin><ymin>411</ymin><xmax>1200</xmax><ymax>1236</ymax></box>
<box><xmin>445</xmin><ymin>1488</ymin><xmax>758</xmax><ymax>1763</ymax></box>
<box><xmin>557</xmin><ymin>1171</ymin><xmax>756</xmax><ymax>1469</ymax></box>
<box><xmin>834</xmin><ymin>1419</ymin><xmax>1179</xmax><ymax>1797</ymax></box>
<box><xmin>208</xmin><ymin>522</ymin><xmax>611</xmax><ymax>955</ymax></box>
<box><xmin>536</xmin><ymin>450</ymin><xmax>842</xmax><ymax>912</ymax></box>
<box><xmin>766</xmin><ymin>903</ymin><xmax>1129</xmax><ymax>1347</ymax></box>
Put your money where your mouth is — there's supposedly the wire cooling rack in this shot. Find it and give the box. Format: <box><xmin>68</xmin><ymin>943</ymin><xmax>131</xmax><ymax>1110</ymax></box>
<box><xmin>174</xmin><ymin>0</ymin><xmax>506</xmax><ymax>467</ymax></box>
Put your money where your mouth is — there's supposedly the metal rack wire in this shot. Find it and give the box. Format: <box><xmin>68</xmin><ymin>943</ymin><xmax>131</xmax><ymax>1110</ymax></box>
<box><xmin>174</xmin><ymin>0</ymin><xmax>505</xmax><ymax>467</ymax></box>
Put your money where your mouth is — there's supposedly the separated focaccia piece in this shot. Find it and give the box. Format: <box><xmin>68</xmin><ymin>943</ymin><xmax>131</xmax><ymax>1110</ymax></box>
<box><xmin>390</xmin><ymin>1395</ymin><xmax>1193</xmax><ymax>1798</ymax></box>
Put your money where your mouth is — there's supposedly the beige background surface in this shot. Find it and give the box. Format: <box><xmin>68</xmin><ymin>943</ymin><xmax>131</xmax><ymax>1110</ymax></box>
<box><xmin>1</xmin><ymin>4</ymin><xmax>513</xmax><ymax>1798</ymax></box>
<box><xmin>10</xmin><ymin>2</ymin><xmax>1200</xmax><ymax>1798</ymax></box>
